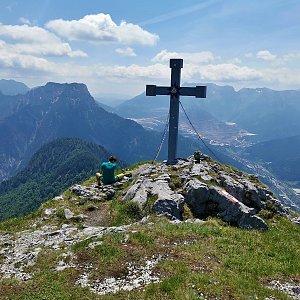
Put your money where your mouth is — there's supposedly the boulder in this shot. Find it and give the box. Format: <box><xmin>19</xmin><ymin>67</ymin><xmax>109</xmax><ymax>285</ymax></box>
<box><xmin>185</xmin><ymin>179</ymin><xmax>268</xmax><ymax>230</ymax></box>
<box><xmin>184</xmin><ymin>179</ymin><xmax>210</xmax><ymax>218</ymax></box>
<box><xmin>64</xmin><ymin>209</ymin><xmax>74</xmax><ymax>220</ymax></box>
<box><xmin>150</xmin><ymin>177</ymin><xmax>184</xmax><ymax>220</ymax></box>
<box><xmin>123</xmin><ymin>173</ymin><xmax>184</xmax><ymax>220</ymax></box>
<box><xmin>123</xmin><ymin>179</ymin><xmax>153</xmax><ymax>207</ymax></box>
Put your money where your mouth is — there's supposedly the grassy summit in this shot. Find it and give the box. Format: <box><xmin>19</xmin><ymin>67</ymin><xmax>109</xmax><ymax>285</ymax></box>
<box><xmin>0</xmin><ymin>160</ymin><xmax>299</xmax><ymax>299</ymax></box>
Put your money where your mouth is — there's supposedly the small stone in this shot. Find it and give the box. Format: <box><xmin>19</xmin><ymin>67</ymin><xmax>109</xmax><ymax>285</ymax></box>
<box><xmin>64</xmin><ymin>209</ymin><xmax>74</xmax><ymax>220</ymax></box>
<box><xmin>44</xmin><ymin>208</ymin><xmax>56</xmax><ymax>216</ymax></box>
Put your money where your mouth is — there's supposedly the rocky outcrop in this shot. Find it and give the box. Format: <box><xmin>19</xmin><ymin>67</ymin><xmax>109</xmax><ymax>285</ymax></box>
<box><xmin>0</xmin><ymin>222</ymin><xmax>132</xmax><ymax>281</ymax></box>
<box><xmin>185</xmin><ymin>179</ymin><xmax>268</xmax><ymax>230</ymax></box>
<box><xmin>124</xmin><ymin>172</ymin><xmax>184</xmax><ymax>220</ymax></box>
<box><xmin>123</xmin><ymin>156</ymin><xmax>289</xmax><ymax>229</ymax></box>
<box><xmin>70</xmin><ymin>184</ymin><xmax>117</xmax><ymax>202</ymax></box>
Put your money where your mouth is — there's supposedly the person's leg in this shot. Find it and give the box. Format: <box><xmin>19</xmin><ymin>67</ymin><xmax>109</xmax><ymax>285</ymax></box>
<box><xmin>115</xmin><ymin>171</ymin><xmax>132</xmax><ymax>181</ymax></box>
<box><xmin>115</xmin><ymin>173</ymin><xmax>125</xmax><ymax>181</ymax></box>
<box><xmin>95</xmin><ymin>172</ymin><xmax>102</xmax><ymax>185</ymax></box>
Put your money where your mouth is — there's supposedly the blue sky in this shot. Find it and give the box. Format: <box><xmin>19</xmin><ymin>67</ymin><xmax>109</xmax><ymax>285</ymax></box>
<box><xmin>0</xmin><ymin>0</ymin><xmax>300</xmax><ymax>97</ymax></box>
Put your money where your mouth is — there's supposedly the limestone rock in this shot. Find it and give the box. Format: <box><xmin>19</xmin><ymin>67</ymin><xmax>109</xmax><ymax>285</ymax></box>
<box><xmin>122</xmin><ymin>157</ymin><xmax>290</xmax><ymax>228</ymax></box>
<box><xmin>64</xmin><ymin>208</ymin><xmax>74</xmax><ymax>220</ymax></box>
<box><xmin>185</xmin><ymin>179</ymin><xmax>268</xmax><ymax>230</ymax></box>
<box><xmin>70</xmin><ymin>184</ymin><xmax>114</xmax><ymax>202</ymax></box>
<box><xmin>124</xmin><ymin>171</ymin><xmax>184</xmax><ymax>220</ymax></box>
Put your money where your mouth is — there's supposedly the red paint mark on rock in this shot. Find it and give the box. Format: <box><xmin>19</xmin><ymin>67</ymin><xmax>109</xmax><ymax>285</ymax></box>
<box><xmin>219</xmin><ymin>189</ymin><xmax>240</xmax><ymax>205</ymax></box>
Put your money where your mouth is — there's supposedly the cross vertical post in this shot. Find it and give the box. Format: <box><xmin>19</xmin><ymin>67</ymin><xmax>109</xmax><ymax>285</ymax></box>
<box><xmin>168</xmin><ymin>59</ymin><xmax>183</xmax><ymax>164</ymax></box>
<box><xmin>146</xmin><ymin>59</ymin><xmax>207</xmax><ymax>164</ymax></box>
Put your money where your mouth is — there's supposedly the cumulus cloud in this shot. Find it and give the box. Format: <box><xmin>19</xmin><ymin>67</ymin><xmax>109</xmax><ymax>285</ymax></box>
<box><xmin>115</xmin><ymin>47</ymin><xmax>136</xmax><ymax>57</ymax></box>
<box><xmin>152</xmin><ymin>50</ymin><xmax>215</xmax><ymax>64</ymax></box>
<box><xmin>92</xmin><ymin>62</ymin><xmax>262</xmax><ymax>84</ymax></box>
<box><xmin>187</xmin><ymin>63</ymin><xmax>262</xmax><ymax>82</ymax></box>
<box><xmin>228</xmin><ymin>58</ymin><xmax>241</xmax><ymax>64</ymax></box>
<box><xmin>0</xmin><ymin>44</ymin><xmax>55</xmax><ymax>73</ymax></box>
<box><xmin>46</xmin><ymin>13</ymin><xmax>159</xmax><ymax>45</ymax></box>
<box><xmin>0</xmin><ymin>24</ymin><xmax>59</xmax><ymax>43</ymax></box>
<box><xmin>256</xmin><ymin>50</ymin><xmax>277</xmax><ymax>61</ymax></box>
<box><xmin>0</xmin><ymin>24</ymin><xmax>87</xmax><ymax>57</ymax></box>
<box><xmin>93</xmin><ymin>63</ymin><xmax>169</xmax><ymax>80</ymax></box>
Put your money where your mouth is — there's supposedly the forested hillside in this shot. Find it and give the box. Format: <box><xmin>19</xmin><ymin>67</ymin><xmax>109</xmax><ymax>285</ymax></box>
<box><xmin>0</xmin><ymin>138</ymin><xmax>112</xmax><ymax>221</ymax></box>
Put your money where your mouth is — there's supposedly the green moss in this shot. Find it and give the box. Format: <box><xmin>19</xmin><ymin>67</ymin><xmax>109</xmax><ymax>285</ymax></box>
<box><xmin>169</xmin><ymin>175</ymin><xmax>182</xmax><ymax>191</ymax></box>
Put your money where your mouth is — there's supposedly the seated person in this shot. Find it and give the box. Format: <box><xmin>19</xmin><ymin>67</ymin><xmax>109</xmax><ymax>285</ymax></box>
<box><xmin>96</xmin><ymin>156</ymin><xmax>131</xmax><ymax>185</ymax></box>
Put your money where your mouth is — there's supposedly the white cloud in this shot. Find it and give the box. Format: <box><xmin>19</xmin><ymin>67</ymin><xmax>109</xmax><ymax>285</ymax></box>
<box><xmin>228</xmin><ymin>58</ymin><xmax>241</xmax><ymax>64</ymax></box>
<box><xmin>92</xmin><ymin>62</ymin><xmax>262</xmax><ymax>84</ymax></box>
<box><xmin>2</xmin><ymin>56</ymin><xmax>300</xmax><ymax>96</ymax></box>
<box><xmin>46</xmin><ymin>13</ymin><xmax>159</xmax><ymax>45</ymax></box>
<box><xmin>115</xmin><ymin>47</ymin><xmax>136</xmax><ymax>57</ymax></box>
<box><xmin>256</xmin><ymin>50</ymin><xmax>277</xmax><ymax>61</ymax></box>
<box><xmin>189</xmin><ymin>63</ymin><xmax>262</xmax><ymax>82</ymax></box>
<box><xmin>94</xmin><ymin>63</ymin><xmax>170</xmax><ymax>80</ymax></box>
<box><xmin>0</xmin><ymin>44</ymin><xmax>55</xmax><ymax>72</ymax></box>
<box><xmin>0</xmin><ymin>24</ymin><xmax>87</xmax><ymax>58</ymax></box>
<box><xmin>19</xmin><ymin>17</ymin><xmax>31</xmax><ymax>25</ymax></box>
<box><xmin>0</xmin><ymin>24</ymin><xmax>58</xmax><ymax>43</ymax></box>
<box><xmin>152</xmin><ymin>50</ymin><xmax>215</xmax><ymax>64</ymax></box>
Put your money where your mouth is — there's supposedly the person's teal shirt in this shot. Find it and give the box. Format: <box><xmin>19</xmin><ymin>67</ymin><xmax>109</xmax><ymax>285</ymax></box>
<box><xmin>101</xmin><ymin>161</ymin><xmax>117</xmax><ymax>184</ymax></box>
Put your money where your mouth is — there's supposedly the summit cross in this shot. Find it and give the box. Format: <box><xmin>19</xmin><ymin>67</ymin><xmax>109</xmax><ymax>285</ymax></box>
<box><xmin>146</xmin><ymin>58</ymin><xmax>207</xmax><ymax>164</ymax></box>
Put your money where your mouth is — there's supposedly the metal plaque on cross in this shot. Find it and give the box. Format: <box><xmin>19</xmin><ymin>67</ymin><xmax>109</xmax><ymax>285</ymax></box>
<box><xmin>146</xmin><ymin>58</ymin><xmax>207</xmax><ymax>164</ymax></box>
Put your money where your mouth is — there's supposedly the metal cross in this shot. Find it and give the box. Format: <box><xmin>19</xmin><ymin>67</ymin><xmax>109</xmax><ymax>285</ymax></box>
<box><xmin>146</xmin><ymin>58</ymin><xmax>207</xmax><ymax>164</ymax></box>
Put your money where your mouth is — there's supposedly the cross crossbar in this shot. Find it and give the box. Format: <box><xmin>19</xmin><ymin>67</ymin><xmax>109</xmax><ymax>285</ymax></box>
<box><xmin>146</xmin><ymin>85</ymin><xmax>206</xmax><ymax>98</ymax></box>
<box><xmin>146</xmin><ymin>58</ymin><xmax>207</xmax><ymax>164</ymax></box>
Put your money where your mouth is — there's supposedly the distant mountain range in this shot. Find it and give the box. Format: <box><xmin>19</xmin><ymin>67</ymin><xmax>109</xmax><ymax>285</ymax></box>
<box><xmin>115</xmin><ymin>83</ymin><xmax>300</xmax><ymax>144</ymax></box>
<box><xmin>0</xmin><ymin>81</ymin><xmax>200</xmax><ymax>182</ymax></box>
<box><xmin>189</xmin><ymin>84</ymin><xmax>300</xmax><ymax>143</ymax></box>
<box><xmin>0</xmin><ymin>82</ymin><xmax>151</xmax><ymax>181</ymax></box>
<box><xmin>0</xmin><ymin>138</ymin><xmax>111</xmax><ymax>221</ymax></box>
<box><xmin>114</xmin><ymin>90</ymin><xmax>249</xmax><ymax>147</ymax></box>
<box><xmin>0</xmin><ymin>79</ymin><xmax>29</xmax><ymax>96</ymax></box>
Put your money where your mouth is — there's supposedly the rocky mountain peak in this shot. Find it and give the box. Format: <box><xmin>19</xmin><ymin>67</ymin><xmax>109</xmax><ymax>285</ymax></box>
<box><xmin>23</xmin><ymin>82</ymin><xmax>94</xmax><ymax>107</ymax></box>
<box><xmin>0</xmin><ymin>153</ymin><xmax>299</xmax><ymax>298</ymax></box>
<box><xmin>120</xmin><ymin>155</ymin><xmax>291</xmax><ymax>230</ymax></box>
<box><xmin>63</xmin><ymin>153</ymin><xmax>292</xmax><ymax>232</ymax></box>
<box><xmin>44</xmin><ymin>82</ymin><xmax>90</xmax><ymax>96</ymax></box>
